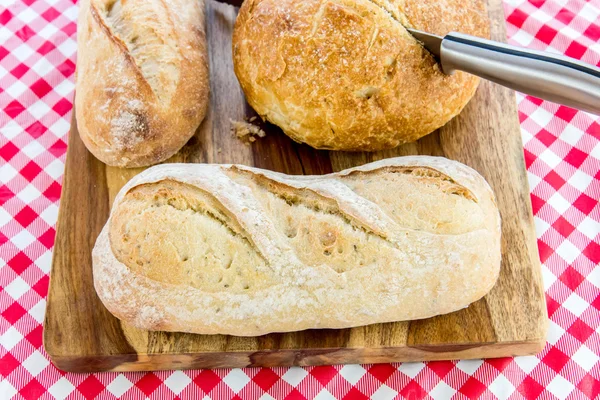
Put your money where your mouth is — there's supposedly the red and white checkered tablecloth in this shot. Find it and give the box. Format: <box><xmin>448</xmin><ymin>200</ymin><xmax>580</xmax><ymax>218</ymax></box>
<box><xmin>0</xmin><ymin>0</ymin><xmax>599</xmax><ymax>398</ymax></box>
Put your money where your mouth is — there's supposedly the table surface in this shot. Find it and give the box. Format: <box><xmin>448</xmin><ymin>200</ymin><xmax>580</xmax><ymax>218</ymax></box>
<box><xmin>0</xmin><ymin>0</ymin><xmax>599</xmax><ymax>398</ymax></box>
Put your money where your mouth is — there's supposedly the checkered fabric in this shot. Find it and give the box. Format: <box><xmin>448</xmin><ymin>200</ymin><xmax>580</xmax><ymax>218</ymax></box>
<box><xmin>0</xmin><ymin>0</ymin><xmax>599</xmax><ymax>398</ymax></box>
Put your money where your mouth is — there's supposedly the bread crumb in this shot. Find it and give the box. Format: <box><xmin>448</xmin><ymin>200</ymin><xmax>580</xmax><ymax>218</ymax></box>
<box><xmin>230</xmin><ymin>119</ymin><xmax>266</xmax><ymax>144</ymax></box>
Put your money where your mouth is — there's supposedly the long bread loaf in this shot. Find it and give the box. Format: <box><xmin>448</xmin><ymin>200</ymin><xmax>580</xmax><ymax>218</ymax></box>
<box><xmin>93</xmin><ymin>157</ymin><xmax>501</xmax><ymax>336</ymax></box>
<box><xmin>76</xmin><ymin>0</ymin><xmax>209</xmax><ymax>167</ymax></box>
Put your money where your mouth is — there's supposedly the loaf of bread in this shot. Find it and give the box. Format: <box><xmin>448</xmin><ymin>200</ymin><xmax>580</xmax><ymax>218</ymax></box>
<box><xmin>233</xmin><ymin>0</ymin><xmax>489</xmax><ymax>151</ymax></box>
<box><xmin>93</xmin><ymin>157</ymin><xmax>501</xmax><ymax>336</ymax></box>
<box><xmin>76</xmin><ymin>0</ymin><xmax>209</xmax><ymax>168</ymax></box>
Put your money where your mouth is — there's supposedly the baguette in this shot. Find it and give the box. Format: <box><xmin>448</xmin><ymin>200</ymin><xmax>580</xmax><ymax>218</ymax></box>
<box><xmin>93</xmin><ymin>157</ymin><xmax>501</xmax><ymax>336</ymax></box>
<box><xmin>233</xmin><ymin>0</ymin><xmax>489</xmax><ymax>151</ymax></box>
<box><xmin>75</xmin><ymin>0</ymin><xmax>209</xmax><ymax>168</ymax></box>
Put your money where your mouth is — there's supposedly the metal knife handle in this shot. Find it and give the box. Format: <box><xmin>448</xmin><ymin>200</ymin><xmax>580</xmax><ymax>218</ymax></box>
<box><xmin>440</xmin><ymin>32</ymin><xmax>600</xmax><ymax>115</ymax></box>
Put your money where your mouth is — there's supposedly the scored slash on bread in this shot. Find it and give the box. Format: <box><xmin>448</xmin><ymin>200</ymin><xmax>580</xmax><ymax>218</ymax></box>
<box><xmin>93</xmin><ymin>156</ymin><xmax>501</xmax><ymax>336</ymax></box>
<box><xmin>75</xmin><ymin>0</ymin><xmax>210</xmax><ymax>167</ymax></box>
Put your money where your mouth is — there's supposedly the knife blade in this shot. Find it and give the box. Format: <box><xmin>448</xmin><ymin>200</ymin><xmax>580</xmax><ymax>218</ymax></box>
<box><xmin>406</xmin><ymin>28</ymin><xmax>600</xmax><ymax>114</ymax></box>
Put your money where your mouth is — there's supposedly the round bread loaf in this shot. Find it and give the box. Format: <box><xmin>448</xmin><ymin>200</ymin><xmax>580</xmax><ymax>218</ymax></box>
<box><xmin>233</xmin><ymin>0</ymin><xmax>490</xmax><ymax>151</ymax></box>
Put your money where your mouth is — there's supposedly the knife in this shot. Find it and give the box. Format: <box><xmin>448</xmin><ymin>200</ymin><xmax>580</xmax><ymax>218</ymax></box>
<box><xmin>216</xmin><ymin>0</ymin><xmax>600</xmax><ymax>114</ymax></box>
<box><xmin>407</xmin><ymin>28</ymin><xmax>600</xmax><ymax>115</ymax></box>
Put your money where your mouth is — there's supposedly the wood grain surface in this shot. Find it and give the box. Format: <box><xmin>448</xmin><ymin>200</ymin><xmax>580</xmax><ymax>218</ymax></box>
<box><xmin>43</xmin><ymin>0</ymin><xmax>547</xmax><ymax>372</ymax></box>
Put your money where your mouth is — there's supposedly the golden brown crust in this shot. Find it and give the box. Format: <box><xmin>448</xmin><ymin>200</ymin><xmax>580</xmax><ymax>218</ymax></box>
<box><xmin>76</xmin><ymin>0</ymin><xmax>210</xmax><ymax>167</ymax></box>
<box><xmin>93</xmin><ymin>157</ymin><xmax>501</xmax><ymax>336</ymax></box>
<box><xmin>232</xmin><ymin>0</ymin><xmax>490</xmax><ymax>151</ymax></box>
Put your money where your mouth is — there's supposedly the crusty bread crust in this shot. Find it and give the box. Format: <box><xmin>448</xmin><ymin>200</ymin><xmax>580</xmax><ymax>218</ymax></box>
<box><xmin>76</xmin><ymin>0</ymin><xmax>209</xmax><ymax>167</ymax></box>
<box><xmin>93</xmin><ymin>157</ymin><xmax>501</xmax><ymax>336</ymax></box>
<box><xmin>232</xmin><ymin>0</ymin><xmax>490</xmax><ymax>151</ymax></box>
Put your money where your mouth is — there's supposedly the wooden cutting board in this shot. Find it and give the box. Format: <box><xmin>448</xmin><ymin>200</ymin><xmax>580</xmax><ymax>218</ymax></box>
<box><xmin>44</xmin><ymin>0</ymin><xmax>547</xmax><ymax>372</ymax></box>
